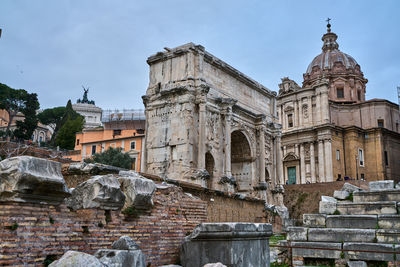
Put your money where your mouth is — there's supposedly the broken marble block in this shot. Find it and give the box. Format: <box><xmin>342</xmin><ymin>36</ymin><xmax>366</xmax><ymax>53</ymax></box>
<box><xmin>0</xmin><ymin>156</ymin><xmax>70</xmax><ymax>205</ymax></box>
<box><xmin>95</xmin><ymin>236</ymin><xmax>146</xmax><ymax>267</ymax></box>
<box><xmin>319</xmin><ymin>196</ymin><xmax>337</xmax><ymax>214</ymax></box>
<box><xmin>342</xmin><ymin>183</ymin><xmax>362</xmax><ymax>193</ymax></box>
<box><xmin>49</xmin><ymin>250</ymin><xmax>104</xmax><ymax>267</ymax></box>
<box><xmin>118</xmin><ymin>171</ymin><xmax>156</xmax><ymax>209</ymax></box>
<box><xmin>369</xmin><ymin>180</ymin><xmax>394</xmax><ymax>191</ymax></box>
<box><xmin>66</xmin><ymin>174</ymin><xmax>125</xmax><ymax>210</ymax></box>
<box><xmin>333</xmin><ymin>190</ymin><xmax>350</xmax><ymax>200</ymax></box>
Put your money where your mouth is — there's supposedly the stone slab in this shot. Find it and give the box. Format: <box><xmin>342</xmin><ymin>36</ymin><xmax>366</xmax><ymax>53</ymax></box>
<box><xmin>376</xmin><ymin>229</ymin><xmax>400</xmax><ymax>243</ymax></box>
<box><xmin>291</xmin><ymin>241</ymin><xmax>342</xmax><ymax>259</ymax></box>
<box><xmin>326</xmin><ymin>215</ymin><xmax>377</xmax><ymax>229</ymax></box>
<box><xmin>369</xmin><ymin>180</ymin><xmax>394</xmax><ymax>191</ymax></box>
<box><xmin>0</xmin><ymin>156</ymin><xmax>70</xmax><ymax>205</ymax></box>
<box><xmin>95</xmin><ymin>249</ymin><xmax>146</xmax><ymax>267</ymax></box>
<box><xmin>342</xmin><ymin>183</ymin><xmax>363</xmax><ymax>193</ymax></box>
<box><xmin>378</xmin><ymin>214</ymin><xmax>400</xmax><ymax>229</ymax></box>
<box><xmin>308</xmin><ymin>228</ymin><xmax>376</xmax><ymax>242</ymax></box>
<box><xmin>343</xmin><ymin>243</ymin><xmax>394</xmax><ymax>261</ymax></box>
<box><xmin>319</xmin><ymin>201</ymin><xmax>336</xmax><ymax>214</ymax></box>
<box><xmin>347</xmin><ymin>261</ymin><xmax>367</xmax><ymax>267</ymax></box>
<box><xmin>303</xmin><ymin>214</ymin><xmax>326</xmax><ymax>228</ymax></box>
<box><xmin>287</xmin><ymin>227</ymin><xmax>308</xmax><ymax>241</ymax></box>
<box><xmin>353</xmin><ymin>190</ymin><xmax>400</xmax><ymax>202</ymax></box>
<box><xmin>333</xmin><ymin>190</ymin><xmax>350</xmax><ymax>200</ymax></box>
<box><xmin>336</xmin><ymin>201</ymin><xmax>397</xmax><ymax>215</ymax></box>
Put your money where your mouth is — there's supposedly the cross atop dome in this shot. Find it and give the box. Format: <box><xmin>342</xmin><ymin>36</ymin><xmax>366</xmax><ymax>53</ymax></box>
<box><xmin>326</xmin><ymin>18</ymin><xmax>331</xmax><ymax>33</ymax></box>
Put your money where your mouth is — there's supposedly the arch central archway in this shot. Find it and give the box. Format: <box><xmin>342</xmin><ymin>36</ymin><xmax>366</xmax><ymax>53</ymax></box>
<box><xmin>231</xmin><ymin>130</ymin><xmax>252</xmax><ymax>191</ymax></box>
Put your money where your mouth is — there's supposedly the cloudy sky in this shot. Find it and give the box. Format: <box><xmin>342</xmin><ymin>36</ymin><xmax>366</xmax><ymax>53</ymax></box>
<box><xmin>1</xmin><ymin>0</ymin><xmax>399</xmax><ymax>110</ymax></box>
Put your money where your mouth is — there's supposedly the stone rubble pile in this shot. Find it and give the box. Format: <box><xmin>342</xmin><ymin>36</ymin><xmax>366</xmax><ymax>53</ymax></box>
<box><xmin>283</xmin><ymin>181</ymin><xmax>400</xmax><ymax>266</ymax></box>
<box><xmin>49</xmin><ymin>236</ymin><xmax>146</xmax><ymax>267</ymax></box>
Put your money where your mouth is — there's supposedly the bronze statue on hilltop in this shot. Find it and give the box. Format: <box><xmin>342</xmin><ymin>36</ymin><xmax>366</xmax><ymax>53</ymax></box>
<box><xmin>77</xmin><ymin>86</ymin><xmax>95</xmax><ymax>104</ymax></box>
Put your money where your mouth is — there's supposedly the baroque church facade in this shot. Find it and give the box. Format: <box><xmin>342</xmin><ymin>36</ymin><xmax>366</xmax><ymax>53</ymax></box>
<box><xmin>278</xmin><ymin>22</ymin><xmax>400</xmax><ymax>184</ymax></box>
<box><xmin>142</xmin><ymin>23</ymin><xmax>400</xmax><ymax>199</ymax></box>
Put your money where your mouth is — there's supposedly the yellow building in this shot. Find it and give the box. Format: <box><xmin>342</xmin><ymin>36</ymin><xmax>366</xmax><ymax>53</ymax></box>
<box><xmin>67</xmin><ymin>109</ymin><xmax>146</xmax><ymax>172</ymax></box>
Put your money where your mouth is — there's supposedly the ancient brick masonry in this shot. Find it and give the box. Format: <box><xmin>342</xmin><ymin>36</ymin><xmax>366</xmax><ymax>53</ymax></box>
<box><xmin>0</xmin><ymin>185</ymin><xmax>207</xmax><ymax>266</ymax></box>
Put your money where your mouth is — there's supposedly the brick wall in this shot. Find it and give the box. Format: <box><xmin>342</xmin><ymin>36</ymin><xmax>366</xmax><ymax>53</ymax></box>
<box><xmin>0</xmin><ymin>185</ymin><xmax>207</xmax><ymax>266</ymax></box>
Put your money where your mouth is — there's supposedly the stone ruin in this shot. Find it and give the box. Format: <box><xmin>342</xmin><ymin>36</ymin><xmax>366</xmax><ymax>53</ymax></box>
<box><xmin>142</xmin><ymin>43</ymin><xmax>283</xmax><ymax>203</ymax></box>
<box><xmin>0</xmin><ymin>156</ymin><xmax>274</xmax><ymax>266</ymax></box>
<box><xmin>281</xmin><ymin>180</ymin><xmax>400</xmax><ymax>266</ymax></box>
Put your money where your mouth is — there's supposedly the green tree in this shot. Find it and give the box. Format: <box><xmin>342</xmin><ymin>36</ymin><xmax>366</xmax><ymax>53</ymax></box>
<box><xmin>14</xmin><ymin>93</ymin><xmax>40</xmax><ymax>140</ymax></box>
<box><xmin>0</xmin><ymin>83</ymin><xmax>39</xmax><ymax>140</ymax></box>
<box><xmin>54</xmin><ymin>100</ymin><xmax>84</xmax><ymax>149</ymax></box>
<box><xmin>38</xmin><ymin>106</ymin><xmax>66</xmax><ymax>132</ymax></box>
<box><xmin>85</xmin><ymin>147</ymin><xmax>134</xmax><ymax>169</ymax></box>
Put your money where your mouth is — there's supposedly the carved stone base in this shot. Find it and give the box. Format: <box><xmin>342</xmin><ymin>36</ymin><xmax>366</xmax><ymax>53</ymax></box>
<box><xmin>254</xmin><ymin>182</ymin><xmax>268</xmax><ymax>191</ymax></box>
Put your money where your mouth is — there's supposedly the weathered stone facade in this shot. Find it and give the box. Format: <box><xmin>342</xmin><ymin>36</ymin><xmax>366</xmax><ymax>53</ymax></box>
<box><xmin>142</xmin><ymin>43</ymin><xmax>281</xmax><ymax>199</ymax></box>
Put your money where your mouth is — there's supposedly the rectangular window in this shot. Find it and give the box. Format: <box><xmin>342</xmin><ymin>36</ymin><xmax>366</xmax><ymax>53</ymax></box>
<box><xmin>91</xmin><ymin>145</ymin><xmax>96</xmax><ymax>155</ymax></box>
<box><xmin>336</xmin><ymin>150</ymin><xmax>340</xmax><ymax>161</ymax></box>
<box><xmin>357</xmin><ymin>90</ymin><xmax>361</xmax><ymax>101</ymax></box>
<box><xmin>358</xmin><ymin>149</ymin><xmax>364</xmax><ymax>167</ymax></box>
<box><xmin>377</xmin><ymin>119</ymin><xmax>384</xmax><ymax>128</ymax></box>
<box><xmin>384</xmin><ymin>151</ymin><xmax>388</xmax><ymax>166</ymax></box>
<box><xmin>130</xmin><ymin>141</ymin><xmax>136</xmax><ymax>150</ymax></box>
<box><xmin>113</xmin><ymin>129</ymin><xmax>122</xmax><ymax>136</ymax></box>
<box><xmin>337</xmin><ymin>88</ymin><xmax>344</xmax><ymax>98</ymax></box>
<box><xmin>76</xmin><ymin>139</ymin><xmax>80</xmax><ymax>145</ymax></box>
<box><xmin>288</xmin><ymin>114</ymin><xmax>293</xmax><ymax>128</ymax></box>
<box><xmin>361</xmin><ymin>173</ymin><xmax>365</xmax><ymax>180</ymax></box>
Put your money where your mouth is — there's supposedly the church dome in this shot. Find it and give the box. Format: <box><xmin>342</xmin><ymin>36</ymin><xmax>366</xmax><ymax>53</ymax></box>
<box><xmin>305</xmin><ymin>50</ymin><xmax>358</xmax><ymax>75</ymax></box>
<box><xmin>303</xmin><ymin>21</ymin><xmax>364</xmax><ymax>87</ymax></box>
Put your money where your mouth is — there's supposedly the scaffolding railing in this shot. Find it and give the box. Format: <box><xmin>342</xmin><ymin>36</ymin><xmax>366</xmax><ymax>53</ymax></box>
<box><xmin>101</xmin><ymin>109</ymin><xmax>145</xmax><ymax>122</ymax></box>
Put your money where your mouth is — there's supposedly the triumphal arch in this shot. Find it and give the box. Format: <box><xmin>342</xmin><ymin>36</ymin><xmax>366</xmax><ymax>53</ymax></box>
<box><xmin>142</xmin><ymin>43</ymin><xmax>282</xmax><ymax>198</ymax></box>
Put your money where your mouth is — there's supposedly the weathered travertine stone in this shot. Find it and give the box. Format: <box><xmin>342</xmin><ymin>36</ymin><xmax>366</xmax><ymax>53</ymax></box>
<box><xmin>112</xmin><ymin>236</ymin><xmax>139</xmax><ymax>250</ymax></box>
<box><xmin>341</xmin><ymin>183</ymin><xmax>362</xmax><ymax>193</ymax></box>
<box><xmin>118</xmin><ymin>171</ymin><xmax>156</xmax><ymax>209</ymax></box>
<box><xmin>69</xmin><ymin>162</ymin><xmax>123</xmax><ymax>175</ymax></box>
<box><xmin>343</xmin><ymin>243</ymin><xmax>394</xmax><ymax>261</ymax></box>
<box><xmin>333</xmin><ymin>190</ymin><xmax>350</xmax><ymax>200</ymax></box>
<box><xmin>378</xmin><ymin>214</ymin><xmax>400</xmax><ymax>228</ymax></box>
<box><xmin>347</xmin><ymin>261</ymin><xmax>367</xmax><ymax>267</ymax></box>
<box><xmin>353</xmin><ymin>189</ymin><xmax>400</xmax><ymax>202</ymax></box>
<box><xmin>303</xmin><ymin>214</ymin><xmax>326</xmax><ymax>228</ymax></box>
<box><xmin>180</xmin><ymin>223</ymin><xmax>272</xmax><ymax>267</ymax></box>
<box><xmin>143</xmin><ymin>43</ymin><xmax>279</xmax><ymax>198</ymax></box>
<box><xmin>319</xmin><ymin>196</ymin><xmax>337</xmax><ymax>214</ymax></box>
<box><xmin>326</xmin><ymin>215</ymin><xmax>377</xmax><ymax>229</ymax></box>
<box><xmin>287</xmin><ymin>227</ymin><xmax>308</xmax><ymax>241</ymax></box>
<box><xmin>203</xmin><ymin>263</ymin><xmax>227</xmax><ymax>267</ymax></box>
<box><xmin>291</xmin><ymin>242</ymin><xmax>342</xmax><ymax>259</ymax></box>
<box><xmin>336</xmin><ymin>201</ymin><xmax>397</xmax><ymax>215</ymax></box>
<box><xmin>49</xmin><ymin>251</ymin><xmax>104</xmax><ymax>267</ymax></box>
<box><xmin>369</xmin><ymin>180</ymin><xmax>394</xmax><ymax>191</ymax></box>
<box><xmin>307</xmin><ymin>228</ymin><xmax>375</xmax><ymax>242</ymax></box>
<box><xmin>95</xmin><ymin>236</ymin><xmax>146</xmax><ymax>267</ymax></box>
<box><xmin>0</xmin><ymin>156</ymin><xmax>70</xmax><ymax>205</ymax></box>
<box><xmin>95</xmin><ymin>250</ymin><xmax>146</xmax><ymax>267</ymax></box>
<box><xmin>376</xmin><ymin>229</ymin><xmax>400</xmax><ymax>243</ymax></box>
<box><xmin>66</xmin><ymin>174</ymin><xmax>125</xmax><ymax>210</ymax></box>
